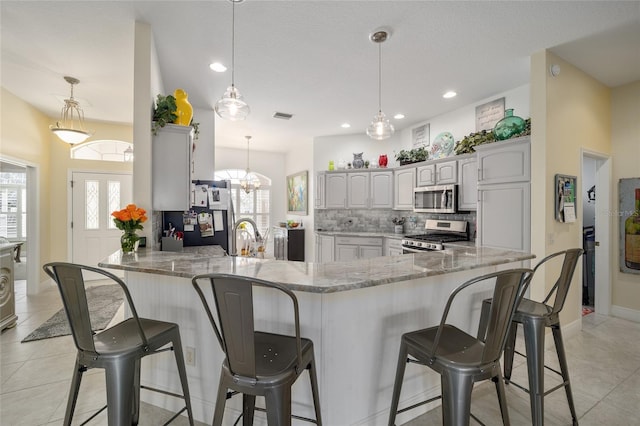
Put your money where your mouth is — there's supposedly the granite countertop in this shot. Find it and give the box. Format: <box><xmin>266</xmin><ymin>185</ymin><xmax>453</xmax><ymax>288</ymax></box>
<box><xmin>99</xmin><ymin>245</ymin><xmax>534</xmax><ymax>294</ymax></box>
<box><xmin>316</xmin><ymin>230</ymin><xmax>412</xmax><ymax>239</ymax></box>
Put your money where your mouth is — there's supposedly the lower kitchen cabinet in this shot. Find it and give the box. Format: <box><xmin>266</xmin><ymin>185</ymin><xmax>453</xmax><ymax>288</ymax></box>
<box><xmin>315</xmin><ymin>234</ymin><xmax>335</xmax><ymax>263</ymax></box>
<box><xmin>384</xmin><ymin>237</ymin><xmax>403</xmax><ymax>256</ymax></box>
<box><xmin>335</xmin><ymin>236</ymin><xmax>383</xmax><ymax>261</ymax></box>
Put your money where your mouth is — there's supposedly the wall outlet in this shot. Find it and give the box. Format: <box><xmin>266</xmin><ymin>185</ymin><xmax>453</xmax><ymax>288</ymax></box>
<box><xmin>185</xmin><ymin>346</ymin><xmax>196</xmax><ymax>366</ymax></box>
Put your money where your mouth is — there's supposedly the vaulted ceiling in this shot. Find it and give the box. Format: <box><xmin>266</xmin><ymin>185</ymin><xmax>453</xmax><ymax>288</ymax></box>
<box><xmin>2</xmin><ymin>1</ymin><xmax>639</xmax><ymax>152</ymax></box>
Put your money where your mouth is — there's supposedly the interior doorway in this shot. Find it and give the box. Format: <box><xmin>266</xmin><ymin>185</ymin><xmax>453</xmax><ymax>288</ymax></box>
<box><xmin>0</xmin><ymin>156</ymin><xmax>40</xmax><ymax>295</ymax></box>
<box><xmin>581</xmin><ymin>150</ymin><xmax>612</xmax><ymax>316</ymax></box>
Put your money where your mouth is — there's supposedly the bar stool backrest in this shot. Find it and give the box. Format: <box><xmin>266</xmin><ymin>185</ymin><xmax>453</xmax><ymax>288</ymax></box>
<box><xmin>535</xmin><ymin>248</ymin><xmax>584</xmax><ymax>315</ymax></box>
<box><xmin>482</xmin><ymin>269</ymin><xmax>532</xmax><ymax>363</ymax></box>
<box><xmin>43</xmin><ymin>262</ymin><xmax>147</xmax><ymax>356</ymax></box>
<box><xmin>192</xmin><ymin>274</ymin><xmax>304</xmax><ymax>380</ymax></box>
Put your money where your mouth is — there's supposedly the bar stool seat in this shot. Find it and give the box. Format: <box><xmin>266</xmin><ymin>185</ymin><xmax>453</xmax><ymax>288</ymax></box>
<box><xmin>43</xmin><ymin>262</ymin><xmax>194</xmax><ymax>426</ymax></box>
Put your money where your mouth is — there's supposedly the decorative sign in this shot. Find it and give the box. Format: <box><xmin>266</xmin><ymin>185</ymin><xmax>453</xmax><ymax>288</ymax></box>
<box><xmin>412</xmin><ymin>123</ymin><xmax>429</xmax><ymax>148</ymax></box>
<box><xmin>475</xmin><ymin>97</ymin><xmax>505</xmax><ymax>131</ymax></box>
<box><xmin>555</xmin><ymin>174</ymin><xmax>577</xmax><ymax>223</ymax></box>
<box><xmin>620</xmin><ymin>177</ymin><xmax>640</xmax><ymax>274</ymax></box>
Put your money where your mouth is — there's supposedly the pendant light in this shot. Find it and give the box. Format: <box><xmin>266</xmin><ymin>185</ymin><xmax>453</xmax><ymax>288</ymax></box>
<box><xmin>50</xmin><ymin>76</ymin><xmax>93</xmax><ymax>144</ymax></box>
<box><xmin>366</xmin><ymin>30</ymin><xmax>394</xmax><ymax>140</ymax></box>
<box><xmin>215</xmin><ymin>0</ymin><xmax>250</xmax><ymax>121</ymax></box>
<box><xmin>240</xmin><ymin>136</ymin><xmax>261</xmax><ymax>194</ymax></box>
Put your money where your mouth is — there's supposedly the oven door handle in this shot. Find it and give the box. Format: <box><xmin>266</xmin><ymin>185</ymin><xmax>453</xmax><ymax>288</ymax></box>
<box><xmin>402</xmin><ymin>246</ymin><xmax>433</xmax><ymax>254</ymax></box>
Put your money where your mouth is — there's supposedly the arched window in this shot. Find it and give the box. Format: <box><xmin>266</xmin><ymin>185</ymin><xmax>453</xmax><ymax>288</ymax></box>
<box><xmin>214</xmin><ymin>169</ymin><xmax>271</xmax><ymax>235</ymax></box>
<box><xmin>71</xmin><ymin>140</ymin><xmax>134</xmax><ymax>162</ymax></box>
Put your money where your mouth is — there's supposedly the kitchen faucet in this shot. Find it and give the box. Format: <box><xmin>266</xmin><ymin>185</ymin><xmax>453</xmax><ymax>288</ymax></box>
<box><xmin>231</xmin><ymin>218</ymin><xmax>261</xmax><ymax>256</ymax></box>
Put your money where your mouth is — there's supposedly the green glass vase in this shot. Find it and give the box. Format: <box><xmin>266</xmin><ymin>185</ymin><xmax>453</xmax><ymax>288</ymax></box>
<box><xmin>120</xmin><ymin>231</ymin><xmax>139</xmax><ymax>254</ymax></box>
<box><xmin>493</xmin><ymin>108</ymin><xmax>526</xmax><ymax>141</ymax></box>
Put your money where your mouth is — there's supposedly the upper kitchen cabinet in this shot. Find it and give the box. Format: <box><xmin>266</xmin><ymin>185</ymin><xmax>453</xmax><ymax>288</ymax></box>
<box><xmin>369</xmin><ymin>171</ymin><xmax>393</xmax><ymax>209</ymax></box>
<box><xmin>152</xmin><ymin>124</ymin><xmax>193</xmax><ymax>211</ymax></box>
<box><xmin>315</xmin><ymin>172</ymin><xmax>326</xmax><ymax>209</ymax></box>
<box><xmin>476</xmin><ymin>136</ymin><xmax>530</xmax><ymax>184</ymax></box>
<box><xmin>347</xmin><ymin>171</ymin><xmax>369</xmax><ymax>208</ymax></box>
<box><xmin>457</xmin><ymin>154</ymin><xmax>478</xmax><ymax>211</ymax></box>
<box><xmin>416</xmin><ymin>159</ymin><xmax>457</xmax><ymax>186</ymax></box>
<box><xmin>325</xmin><ymin>173</ymin><xmax>347</xmax><ymax>209</ymax></box>
<box><xmin>318</xmin><ymin>170</ymin><xmax>393</xmax><ymax>210</ymax></box>
<box><xmin>393</xmin><ymin>167</ymin><xmax>416</xmax><ymax>210</ymax></box>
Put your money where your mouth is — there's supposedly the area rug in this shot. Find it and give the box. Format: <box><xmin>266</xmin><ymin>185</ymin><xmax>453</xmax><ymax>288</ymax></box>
<box><xmin>582</xmin><ymin>306</ymin><xmax>595</xmax><ymax>316</ymax></box>
<box><xmin>21</xmin><ymin>285</ymin><xmax>124</xmax><ymax>343</ymax></box>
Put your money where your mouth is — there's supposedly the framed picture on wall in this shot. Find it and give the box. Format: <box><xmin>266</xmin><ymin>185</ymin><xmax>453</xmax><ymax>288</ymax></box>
<box><xmin>286</xmin><ymin>171</ymin><xmax>308</xmax><ymax>215</ymax></box>
<box><xmin>555</xmin><ymin>174</ymin><xmax>577</xmax><ymax>223</ymax></box>
<box><xmin>620</xmin><ymin>177</ymin><xmax>640</xmax><ymax>274</ymax></box>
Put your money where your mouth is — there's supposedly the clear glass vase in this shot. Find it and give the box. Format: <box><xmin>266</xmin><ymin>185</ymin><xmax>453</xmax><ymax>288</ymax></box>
<box><xmin>493</xmin><ymin>108</ymin><xmax>526</xmax><ymax>141</ymax></box>
<box><xmin>120</xmin><ymin>231</ymin><xmax>139</xmax><ymax>254</ymax></box>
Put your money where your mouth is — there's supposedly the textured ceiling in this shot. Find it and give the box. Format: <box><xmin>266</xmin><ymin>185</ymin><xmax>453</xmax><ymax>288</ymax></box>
<box><xmin>2</xmin><ymin>1</ymin><xmax>639</xmax><ymax>153</ymax></box>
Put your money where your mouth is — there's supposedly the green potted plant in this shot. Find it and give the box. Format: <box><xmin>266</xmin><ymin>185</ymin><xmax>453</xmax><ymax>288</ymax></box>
<box><xmin>395</xmin><ymin>147</ymin><xmax>428</xmax><ymax>165</ymax></box>
<box><xmin>152</xmin><ymin>94</ymin><xmax>200</xmax><ymax>141</ymax></box>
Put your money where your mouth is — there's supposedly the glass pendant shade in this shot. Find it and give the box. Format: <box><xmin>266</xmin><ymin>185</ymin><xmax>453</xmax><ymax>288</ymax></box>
<box><xmin>215</xmin><ymin>85</ymin><xmax>250</xmax><ymax>121</ymax></box>
<box><xmin>50</xmin><ymin>76</ymin><xmax>92</xmax><ymax>145</ymax></box>
<box><xmin>366</xmin><ymin>111</ymin><xmax>394</xmax><ymax>140</ymax></box>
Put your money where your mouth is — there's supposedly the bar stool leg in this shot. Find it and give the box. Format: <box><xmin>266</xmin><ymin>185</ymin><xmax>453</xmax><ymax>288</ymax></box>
<box><xmin>503</xmin><ymin>323</ymin><xmax>518</xmax><ymax>383</ymax></box>
<box><xmin>388</xmin><ymin>342</ymin><xmax>409</xmax><ymax>426</ymax></box>
<box><xmin>493</xmin><ymin>369</ymin><xmax>511</xmax><ymax>425</ymax></box>
<box><xmin>523</xmin><ymin>318</ymin><xmax>546</xmax><ymax>426</ymax></box>
<box><xmin>552</xmin><ymin>326</ymin><xmax>579</xmax><ymax>425</ymax></box>
<box><xmin>105</xmin><ymin>360</ymin><xmax>136</xmax><ymax>426</ymax></box>
<box><xmin>171</xmin><ymin>334</ymin><xmax>195</xmax><ymax>425</ymax></box>
<box><xmin>132</xmin><ymin>359</ymin><xmax>141</xmax><ymax>424</ymax></box>
<box><xmin>265</xmin><ymin>386</ymin><xmax>292</xmax><ymax>426</ymax></box>
<box><xmin>441</xmin><ymin>372</ymin><xmax>474</xmax><ymax>426</ymax></box>
<box><xmin>63</xmin><ymin>357</ymin><xmax>85</xmax><ymax>425</ymax></box>
<box><xmin>243</xmin><ymin>394</ymin><xmax>256</xmax><ymax>426</ymax></box>
<box><xmin>212</xmin><ymin>372</ymin><xmax>228</xmax><ymax>426</ymax></box>
<box><xmin>308</xmin><ymin>357</ymin><xmax>323</xmax><ymax>425</ymax></box>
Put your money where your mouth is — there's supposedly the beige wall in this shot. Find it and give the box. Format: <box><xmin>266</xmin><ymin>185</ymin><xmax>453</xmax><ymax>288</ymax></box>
<box><xmin>611</xmin><ymin>81</ymin><xmax>640</xmax><ymax>315</ymax></box>
<box><xmin>530</xmin><ymin>52</ymin><xmax>612</xmax><ymax>326</ymax></box>
<box><xmin>1</xmin><ymin>88</ymin><xmax>52</xmax><ymax>285</ymax></box>
<box><xmin>1</xmin><ymin>87</ymin><xmax>133</xmax><ymax>287</ymax></box>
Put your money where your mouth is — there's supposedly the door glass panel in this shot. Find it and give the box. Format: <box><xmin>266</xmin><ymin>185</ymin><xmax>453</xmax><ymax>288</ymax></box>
<box><xmin>85</xmin><ymin>180</ymin><xmax>99</xmax><ymax>229</ymax></box>
<box><xmin>107</xmin><ymin>181</ymin><xmax>121</xmax><ymax>229</ymax></box>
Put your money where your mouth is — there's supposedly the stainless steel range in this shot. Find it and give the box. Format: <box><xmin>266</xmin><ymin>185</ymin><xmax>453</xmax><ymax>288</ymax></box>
<box><xmin>401</xmin><ymin>219</ymin><xmax>469</xmax><ymax>252</ymax></box>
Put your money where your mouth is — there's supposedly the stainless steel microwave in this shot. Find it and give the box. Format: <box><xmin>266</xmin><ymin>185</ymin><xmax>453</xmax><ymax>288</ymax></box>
<box><xmin>413</xmin><ymin>184</ymin><xmax>457</xmax><ymax>213</ymax></box>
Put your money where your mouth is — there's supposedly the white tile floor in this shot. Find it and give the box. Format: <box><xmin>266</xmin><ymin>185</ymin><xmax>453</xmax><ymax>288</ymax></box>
<box><xmin>2</xmin><ymin>279</ymin><xmax>640</xmax><ymax>425</ymax></box>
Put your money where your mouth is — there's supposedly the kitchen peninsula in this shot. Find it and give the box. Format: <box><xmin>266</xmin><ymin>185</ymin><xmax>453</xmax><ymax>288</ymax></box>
<box><xmin>99</xmin><ymin>246</ymin><xmax>533</xmax><ymax>425</ymax></box>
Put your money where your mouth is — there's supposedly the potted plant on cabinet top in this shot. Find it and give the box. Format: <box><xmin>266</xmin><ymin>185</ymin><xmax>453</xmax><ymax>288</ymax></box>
<box><xmin>395</xmin><ymin>147</ymin><xmax>428</xmax><ymax>165</ymax></box>
<box><xmin>152</xmin><ymin>94</ymin><xmax>200</xmax><ymax>140</ymax></box>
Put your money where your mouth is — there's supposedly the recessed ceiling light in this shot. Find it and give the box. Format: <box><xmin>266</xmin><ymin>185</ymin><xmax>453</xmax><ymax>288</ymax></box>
<box><xmin>341</xmin><ymin>123</ymin><xmax>351</xmax><ymax>128</ymax></box>
<box><xmin>443</xmin><ymin>91</ymin><xmax>457</xmax><ymax>99</ymax></box>
<box><xmin>209</xmin><ymin>62</ymin><xmax>227</xmax><ymax>72</ymax></box>
<box><xmin>393</xmin><ymin>113</ymin><xmax>405</xmax><ymax>119</ymax></box>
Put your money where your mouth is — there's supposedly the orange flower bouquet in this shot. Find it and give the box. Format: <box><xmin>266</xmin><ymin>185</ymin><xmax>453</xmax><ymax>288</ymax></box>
<box><xmin>112</xmin><ymin>204</ymin><xmax>147</xmax><ymax>253</ymax></box>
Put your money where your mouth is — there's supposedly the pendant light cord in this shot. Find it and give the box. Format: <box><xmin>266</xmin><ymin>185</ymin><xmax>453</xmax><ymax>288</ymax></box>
<box><xmin>378</xmin><ymin>42</ymin><xmax>382</xmax><ymax>113</ymax></box>
<box><xmin>231</xmin><ymin>0</ymin><xmax>236</xmax><ymax>87</ymax></box>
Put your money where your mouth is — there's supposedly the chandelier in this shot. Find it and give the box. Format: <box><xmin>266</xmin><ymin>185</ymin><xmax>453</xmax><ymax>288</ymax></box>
<box><xmin>240</xmin><ymin>136</ymin><xmax>261</xmax><ymax>194</ymax></box>
<box><xmin>50</xmin><ymin>76</ymin><xmax>93</xmax><ymax>144</ymax></box>
<box><xmin>215</xmin><ymin>0</ymin><xmax>250</xmax><ymax>121</ymax></box>
<box><xmin>366</xmin><ymin>30</ymin><xmax>394</xmax><ymax>140</ymax></box>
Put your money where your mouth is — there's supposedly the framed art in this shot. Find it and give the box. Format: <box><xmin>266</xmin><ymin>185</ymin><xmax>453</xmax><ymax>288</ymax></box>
<box><xmin>287</xmin><ymin>170</ymin><xmax>308</xmax><ymax>215</ymax></box>
<box><xmin>555</xmin><ymin>174</ymin><xmax>577</xmax><ymax>223</ymax></box>
<box><xmin>619</xmin><ymin>177</ymin><xmax>640</xmax><ymax>274</ymax></box>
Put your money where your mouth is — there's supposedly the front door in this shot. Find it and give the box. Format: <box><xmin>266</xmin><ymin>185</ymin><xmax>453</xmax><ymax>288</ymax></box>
<box><xmin>71</xmin><ymin>172</ymin><xmax>132</xmax><ymax>276</ymax></box>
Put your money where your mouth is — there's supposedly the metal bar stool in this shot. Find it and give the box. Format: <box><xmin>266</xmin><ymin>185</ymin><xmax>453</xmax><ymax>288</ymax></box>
<box><xmin>388</xmin><ymin>268</ymin><xmax>532</xmax><ymax>426</ymax></box>
<box><xmin>477</xmin><ymin>248</ymin><xmax>583</xmax><ymax>426</ymax></box>
<box><xmin>43</xmin><ymin>262</ymin><xmax>194</xmax><ymax>426</ymax></box>
<box><xmin>192</xmin><ymin>273</ymin><xmax>322</xmax><ymax>426</ymax></box>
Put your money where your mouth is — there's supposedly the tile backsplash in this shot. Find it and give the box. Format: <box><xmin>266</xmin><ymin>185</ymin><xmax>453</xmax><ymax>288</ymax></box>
<box><xmin>315</xmin><ymin>209</ymin><xmax>477</xmax><ymax>240</ymax></box>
